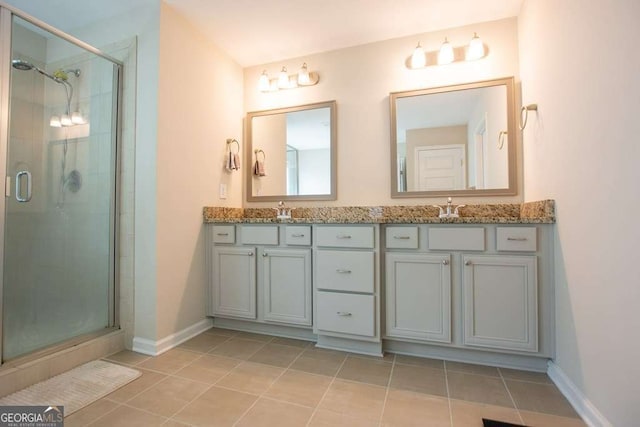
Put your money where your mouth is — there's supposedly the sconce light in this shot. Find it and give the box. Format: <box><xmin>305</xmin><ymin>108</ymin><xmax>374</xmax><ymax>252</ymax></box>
<box><xmin>437</xmin><ymin>38</ymin><xmax>454</xmax><ymax>65</ymax></box>
<box><xmin>411</xmin><ymin>43</ymin><xmax>426</xmax><ymax>69</ymax></box>
<box><xmin>50</xmin><ymin>115</ymin><xmax>62</xmax><ymax>128</ymax></box>
<box><xmin>406</xmin><ymin>33</ymin><xmax>488</xmax><ymax>69</ymax></box>
<box><xmin>258</xmin><ymin>63</ymin><xmax>319</xmax><ymax>92</ymax></box>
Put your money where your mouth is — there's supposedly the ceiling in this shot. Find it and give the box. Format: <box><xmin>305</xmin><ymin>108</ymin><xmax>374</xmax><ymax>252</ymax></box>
<box><xmin>4</xmin><ymin>0</ymin><xmax>523</xmax><ymax>67</ymax></box>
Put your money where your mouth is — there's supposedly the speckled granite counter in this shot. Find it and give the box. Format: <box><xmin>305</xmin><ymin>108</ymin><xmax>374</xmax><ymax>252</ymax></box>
<box><xmin>203</xmin><ymin>200</ymin><xmax>555</xmax><ymax>224</ymax></box>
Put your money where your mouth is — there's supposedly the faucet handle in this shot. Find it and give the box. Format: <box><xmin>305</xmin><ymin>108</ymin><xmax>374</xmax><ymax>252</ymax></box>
<box><xmin>432</xmin><ymin>205</ymin><xmax>444</xmax><ymax>215</ymax></box>
<box><xmin>453</xmin><ymin>204</ymin><xmax>466</xmax><ymax>215</ymax></box>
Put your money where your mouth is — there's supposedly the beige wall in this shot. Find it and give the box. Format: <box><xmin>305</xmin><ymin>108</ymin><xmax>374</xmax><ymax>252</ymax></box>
<box><xmin>519</xmin><ymin>0</ymin><xmax>640</xmax><ymax>425</ymax></box>
<box><xmin>243</xmin><ymin>17</ymin><xmax>521</xmax><ymax>207</ymax></box>
<box><xmin>155</xmin><ymin>3</ymin><xmax>243</xmax><ymax>339</ymax></box>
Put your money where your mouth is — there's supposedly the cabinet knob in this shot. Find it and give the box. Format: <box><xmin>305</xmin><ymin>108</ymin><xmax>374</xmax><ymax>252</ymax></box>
<box><xmin>262</xmin><ymin>253</ymin><xmax>268</xmax><ymax>257</ymax></box>
<box><xmin>442</xmin><ymin>260</ymin><xmax>449</xmax><ymax>265</ymax></box>
<box><xmin>336</xmin><ymin>312</ymin><xmax>352</xmax><ymax>316</ymax></box>
<box><xmin>465</xmin><ymin>260</ymin><xmax>471</xmax><ymax>266</ymax></box>
<box><xmin>248</xmin><ymin>252</ymin><xmax>254</xmax><ymax>256</ymax></box>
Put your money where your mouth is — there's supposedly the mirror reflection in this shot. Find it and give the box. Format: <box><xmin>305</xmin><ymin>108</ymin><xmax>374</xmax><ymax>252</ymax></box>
<box><xmin>247</xmin><ymin>101</ymin><xmax>336</xmax><ymax>201</ymax></box>
<box><xmin>391</xmin><ymin>77</ymin><xmax>516</xmax><ymax>197</ymax></box>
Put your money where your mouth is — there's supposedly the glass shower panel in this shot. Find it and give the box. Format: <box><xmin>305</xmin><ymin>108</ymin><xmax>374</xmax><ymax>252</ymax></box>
<box><xmin>2</xmin><ymin>15</ymin><xmax>117</xmax><ymax>360</ymax></box>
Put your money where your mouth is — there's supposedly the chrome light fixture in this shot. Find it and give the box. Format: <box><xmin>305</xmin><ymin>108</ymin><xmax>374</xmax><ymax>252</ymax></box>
<box><xmin>259</xmin><ymin>63</ymin><xmax>320</xmax><ymax>92</ymax></box>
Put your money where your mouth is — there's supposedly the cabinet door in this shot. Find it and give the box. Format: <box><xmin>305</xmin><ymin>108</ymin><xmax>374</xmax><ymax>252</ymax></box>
<box><xmin>385</xmin><ymin>253</ymin><xmax>451</xmax><ymax>343</ymax></box>
<box><xmin>262</xmin><ymin>248</ymin><xmax>312</xmax><ymax>326</ymax></box>
<box><xmin>463</xmin><ymin>255</ymin><xmax>538</xmax><ymax>352</ymax></box>
<box><xmin>211</xmin><ymin>247</ymin><xmax>257</xmax><ymax>319</ymax></box>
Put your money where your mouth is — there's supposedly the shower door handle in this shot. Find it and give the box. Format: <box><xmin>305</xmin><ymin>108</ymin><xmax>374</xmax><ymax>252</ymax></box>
<box><xmin>15</xmin><ymin>170</ymin><xmax>32</xmax><ymax>202</ymax></box>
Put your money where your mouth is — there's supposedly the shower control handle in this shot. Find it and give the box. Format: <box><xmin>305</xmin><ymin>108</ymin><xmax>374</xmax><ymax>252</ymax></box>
<box><xmin>15</xmin><ymin>170</ymin><xmax>32</xmax><ymax>203</ymax></box>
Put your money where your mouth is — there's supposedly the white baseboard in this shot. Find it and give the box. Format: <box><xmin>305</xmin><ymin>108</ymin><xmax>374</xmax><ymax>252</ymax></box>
<box><xmin>132</xmin><ymin>318</ymin><xmax>213</xmax><ymax>356</ymax></box>
<box><xmin>547</xmin><ymin>361</ymin><xmax>612</xmax><ymax>427</ymax></box>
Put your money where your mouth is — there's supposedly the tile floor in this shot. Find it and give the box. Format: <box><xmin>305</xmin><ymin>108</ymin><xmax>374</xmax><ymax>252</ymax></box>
<box><xmin>65</xmin><ymin>328</ymin><xmax>586</xmax><ymax>426</ymax></box>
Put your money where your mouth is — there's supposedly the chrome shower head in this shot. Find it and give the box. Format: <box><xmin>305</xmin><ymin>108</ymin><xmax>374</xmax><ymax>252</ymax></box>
<box><xmin>12</xmin><ymin>59</ymin><xmax>34</xmax><ymax>71</ymax></box>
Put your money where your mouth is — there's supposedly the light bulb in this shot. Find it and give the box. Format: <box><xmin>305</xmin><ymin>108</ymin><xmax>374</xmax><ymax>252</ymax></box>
<box><xmin>71</xmin><ymin>111</ymin><xmax>85</xmax><ymax>124</ymax></box>
<box><xmin>50</xmin><ymin>115</ymin><xmax>62</xmax><ymax>128</ymax></box>
<box><xmin>297</xmin><ymin>63</ymin><xmax>310</xmax><ymax>85</ymax></box>
<box><xmin>438</xmin><ymin>38</ymin><xmax>454</xmax><ymax>65</ymax></box>
<box><xmin>410</xmin><ymin>42</ymin><xmax>426</xmax><ymax>69</ymax></box>
<box><xmin>277</xmin><ymin>66</ymin><xmax>289</xmax><ymax>89</ymax></box>
<box><xmin>60</xmin><ymin>114</ymin><xmax>72</xmax><ymax>126</ymax></box>
<box><xmin>258</xmin><ymin>70</ymin><xmax>270</xmax><ymax>92</ymax></box>
<box><xmin>467</xmin><ymin>32</ymin><xmax>484</xmax><ymax>61</ymax></box>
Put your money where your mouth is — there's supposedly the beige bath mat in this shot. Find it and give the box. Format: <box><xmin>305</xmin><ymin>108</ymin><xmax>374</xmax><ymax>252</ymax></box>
<box><xmin>0</xmin><ymin>360</ymin><xmax>140</xmax><ymax>416</ymax></box>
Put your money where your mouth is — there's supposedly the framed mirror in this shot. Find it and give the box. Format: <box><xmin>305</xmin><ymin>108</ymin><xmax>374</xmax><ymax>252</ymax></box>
<box><xmin>390</xmin><ymin>77</ymin><xmax>516</xmax><ymax>198</ymax></box>
<box><xmin>246</xmin><ymin>100</ymin><xmax>337</xmax><ymax>201</ymax></box>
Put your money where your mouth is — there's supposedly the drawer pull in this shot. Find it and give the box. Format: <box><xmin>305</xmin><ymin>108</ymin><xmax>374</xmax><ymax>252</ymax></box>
<box><xmin>262</xmin><ymin>253</ymin><xmax>268</xmax><ymax>257</ymax></box>
<box><xmin>248</xmin><ymin>252</ymin><xmax>254</xmax><ymax>256</ymax></box>
<box><xmin>393</xmin><ymin>236</ymin><xmax>411</xmax><ymax>240</ymax></box>
<box><xmin>216</xmin><ymin>232</ymin><xmax>229</xmax><ymax>236</ymax></box>
<box><xmin>336</xmin><ymin>311</ymin><xmax>352</xmax><ymax>316</ymax></box>
<box><xmin>337</xmin><ymin>234</ymin><xmax>352</xmax><ymax>239</ymax></box>
<box><xmin>442</xmin><ymin>260</ymin><xmax>449</xmax><ymax>265</ymax></box>
<box><xmin>465</xmin><ymin>260</ymin><xmax>471</xmax><ymax>266</ymax></box>
<box><xmin>507</xmin><ymin>237</ymin><xmax>528</xmax><ymax>241</ymax></box>
<box><xmin>336</xmin><ymin>269</ymin><xmax>352</xmax><ymax>274</ymax></box>
<box><xmin>291</xmin><ymin>233</ymin><xmax>305</xmax><ymax>237</ymax></box>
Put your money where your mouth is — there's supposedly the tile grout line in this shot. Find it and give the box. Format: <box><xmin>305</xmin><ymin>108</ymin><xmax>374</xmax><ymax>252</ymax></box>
<box><xmin>498</xmin><ymin>368</ymin><xmax>525</xmax><ymax>425</ymax></box>
<box><xmin>304</xmin><ymin>349</ymin><xmax>350</xmax><ymax>427</ymax></box>
<box><xmin>444</xmin><ymin>360</ymin><xmax>454</xmax><ymax>427</ymax></box>
<box><xmin>377</xmin><ymin>353</ymin><xmax>396</xmax><ymax>427</ymax></box>
<box><xmin>231</xmin><ymin>338</ymin><xmax>308</xmax><ymax>427</ymax></box>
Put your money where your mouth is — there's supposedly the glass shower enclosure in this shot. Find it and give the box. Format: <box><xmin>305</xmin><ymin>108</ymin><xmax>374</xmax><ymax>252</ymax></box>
<box><xmin>0</xmin><ymin>6</ymin><xmax>121</xmax><ymax>362</ymax></box>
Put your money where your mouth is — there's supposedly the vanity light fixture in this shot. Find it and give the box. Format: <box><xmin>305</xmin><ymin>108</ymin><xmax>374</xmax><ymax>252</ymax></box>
<box><xmin>258</xmin><ymin>63</ymin><xmax>320</xmax><ymax>92</ymax></box>
<box><xmin>50</xmin><ymin>115</ymin><xmax>62</xmax><ymax>128</ymax></box>
<box><xmin>466</xmin><ymin>32</ymin><xmax>484</xmax><ymax>60</ymax></box>
<box><xmin>437</xmin><ymin>38</ymin><xmax>454</xmax><ymax>65</ymax></box>
<box><xmin>405</xmin><ymin>33</ymin><xmax>487</xmax><ymax>69</ymax></box>
<box><xmin>277</xmin><ymin>66</ymin><xmax>290</xmax><ymax>89</ymax></box>
<box><xmin>411</xmin><ymin>42</ymin><xmax>427</xmax><ymax>68</ymax></box>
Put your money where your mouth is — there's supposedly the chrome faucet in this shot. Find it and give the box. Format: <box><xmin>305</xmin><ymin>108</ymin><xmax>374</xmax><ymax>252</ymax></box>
<box><xmin>433</xmin><ymin>197</ymin><xmax>465</xmax><ymax>218</ymax></box>
<box><xmin>273</xmin><ymin>201</ymin><xmax>294</xmax><ymax>220</ymax></box>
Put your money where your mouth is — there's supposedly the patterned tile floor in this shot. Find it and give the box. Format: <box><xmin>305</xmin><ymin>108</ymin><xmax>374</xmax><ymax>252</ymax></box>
<box><xmin>65</xmin><ymin>328</ymin><xmax>586</xmax><ymax>426</ymax></box>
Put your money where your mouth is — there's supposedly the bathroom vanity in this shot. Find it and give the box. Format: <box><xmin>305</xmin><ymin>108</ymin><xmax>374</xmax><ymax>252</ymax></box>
<box><xmin>203</xmin><ymin>201</ymin><xmax>555</xmax><ymax>371</ymax></box>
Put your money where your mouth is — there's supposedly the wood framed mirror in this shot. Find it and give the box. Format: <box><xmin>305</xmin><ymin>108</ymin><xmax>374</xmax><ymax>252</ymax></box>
<box><xmin>390</xmin><ymin>77</ymin><xmax>516</xmax><ymax>198</ymax></box>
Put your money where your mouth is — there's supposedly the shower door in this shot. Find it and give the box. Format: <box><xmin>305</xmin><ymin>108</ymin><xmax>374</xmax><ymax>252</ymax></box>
<box><xmin>0</xmin><ymin>10</ymin><xmax>121</xmax><ymax>361</ymax></box>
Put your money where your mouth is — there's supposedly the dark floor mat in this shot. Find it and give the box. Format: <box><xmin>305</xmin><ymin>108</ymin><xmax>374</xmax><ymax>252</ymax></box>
<box><xmin>482</xmin><ymin>419</ymin><xmax>526</xmax><ymax>427</ymax></box>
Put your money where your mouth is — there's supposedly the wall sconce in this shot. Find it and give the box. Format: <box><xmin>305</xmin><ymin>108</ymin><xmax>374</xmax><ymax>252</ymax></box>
<box><xmin>405</xmin><ymin>33</ymin><xmax>487</xmax><ymax>69</ymax></box>
<box><xmin>258</xmin><ymin>63</ymin><xmax>319</xmax><ymax>92</ymax></box>
<box><xmin>49</xmin><ymin>111</ymin><xmax>87</xmax><ymax>128</ymax></box>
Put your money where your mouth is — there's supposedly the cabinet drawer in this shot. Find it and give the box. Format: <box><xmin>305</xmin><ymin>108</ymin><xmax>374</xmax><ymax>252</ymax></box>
<box><xmin>386</xmin><ymin>226</ymin><xmax>419</xmax><ymax>249</ymax></box>
<box><xmin>240</xmin><ymin>225</ymin><xmax>279</xmax><ymax>245</ymax></box>
<box><xmin>212</xmin><ymin>225</ymin><xmax>235</xmax><ymax>244</ymax></box>
<box><xmin>316</xmin><ymin>292</ymin><xmax>375</xmax><ymax>337</ymax></box>
<box><xmin>315</xmin><ymin>226</ymin><xmax>374</xmax><ymax>248</ymax></box>
<box><xmin>316</xmin><ymin>250</ymin><xmax>374</xmax><ymax>293</ymax></box>
<box><xmin>428</xmin><ymin>227</ymin><xmax>485</xmax><ymax>251</ymax></box>
<box><xmin>285</xmin><ymin>226</ymin><xmax>312</xmax><ymax>246</ymax></box>
<box><xmin>496</xmin><ymin>227</ymin><xmax>537</xmax><ymax>252</ymax></box>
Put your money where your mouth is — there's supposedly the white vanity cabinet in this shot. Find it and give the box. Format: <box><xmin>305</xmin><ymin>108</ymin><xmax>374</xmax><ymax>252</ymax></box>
<box><xmin>207</xmin><ymin>224</ymin><xmax>313</xmax><ymax>330</ymax></box>
<box><xmin>382</xmin><ymin>223</ymin><xmax>554</xmax><ymax>371</ymax></box>
<box><xmin>313</xmin><ymin>225</ymin><xmax>382</xmax><ymax>355</ymax></box>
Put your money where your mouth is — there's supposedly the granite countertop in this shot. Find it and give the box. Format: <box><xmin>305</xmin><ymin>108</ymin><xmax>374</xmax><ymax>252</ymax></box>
<box><xmin>203</xmin><ymin>200</ymin><xmax>555</xmax><ymax>225</ymax></box>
